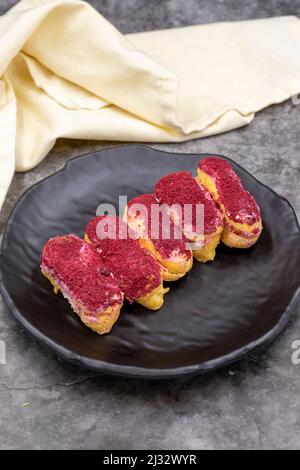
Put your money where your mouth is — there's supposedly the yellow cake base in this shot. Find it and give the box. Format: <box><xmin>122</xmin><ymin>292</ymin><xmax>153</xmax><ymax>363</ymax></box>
<box><xmin>138</xmin><ymin>238</ymin><xmax>193</xmax><ymax>281</ymax></box>
<box><xmin>192</xmin><ymin>231</ymin><xmax>222</xmax><ymax>262</ymax></box>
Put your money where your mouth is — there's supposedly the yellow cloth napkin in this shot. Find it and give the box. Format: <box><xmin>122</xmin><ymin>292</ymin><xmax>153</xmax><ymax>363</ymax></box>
<box><xmin>1</xmin><ymin>0</ymin><xmax>300</xmax><ymax>210</ymax></box>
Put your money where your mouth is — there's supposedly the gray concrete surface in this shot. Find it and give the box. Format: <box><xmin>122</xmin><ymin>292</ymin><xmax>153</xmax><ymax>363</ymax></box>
<box><xmin>0</xmin><ymin>0</ymin><xmax>300</xmax><ymax>450</ymax></box>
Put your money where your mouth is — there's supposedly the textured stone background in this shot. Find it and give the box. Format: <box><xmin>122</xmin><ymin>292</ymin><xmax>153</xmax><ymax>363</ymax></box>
<box><xmin>0</xmin><ymin>0</ymin><xmax>300</xmax><ymax>450</ymax></box>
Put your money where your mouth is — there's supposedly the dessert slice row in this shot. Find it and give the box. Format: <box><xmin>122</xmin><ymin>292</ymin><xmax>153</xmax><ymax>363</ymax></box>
<box><xmin>42</xmin><ymin>212</ymin><xmax>186</xmax><ymax>335</ymax></box>
<box><xmin>41</xmin><ymin>156</ymin><xmax>262</xmax><ymax>335</ymax></box>
<box><xmin>152</xmin><ymin>157</ymin><xmax>262</xmax><ymax>260</ymax></box>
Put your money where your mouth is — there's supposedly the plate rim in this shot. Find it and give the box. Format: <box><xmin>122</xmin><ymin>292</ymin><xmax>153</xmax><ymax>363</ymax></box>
<box><xmin>1</xmin><ymin>144</ymin><xmax>300</xmax><ymax>379</ymax></box>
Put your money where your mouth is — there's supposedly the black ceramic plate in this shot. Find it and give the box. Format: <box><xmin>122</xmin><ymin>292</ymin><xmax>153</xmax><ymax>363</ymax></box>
<box><xmin>1</xmin><ymin>145</ymin><xmax>300</xmax><ymax>378</ymax></box>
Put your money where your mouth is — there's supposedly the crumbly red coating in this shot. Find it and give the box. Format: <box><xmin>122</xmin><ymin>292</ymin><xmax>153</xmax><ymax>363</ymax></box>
<box><xmin>85</xmin><ymin>216</ymin><xmax>162</xmax><ymax>302</ymax></box>
<box><xmin>199</xmin><ymin>157</ymin><xmax>261</xmax><ymax>224</ymax></box>
<box><xmin>127</xmin><ymin>194</ymin><xmax>192</xmax><ymax>260</ymax></box>
<box><xmin>86</xmin><ymin>215</ymin><xmax>135</xmax><ymax>245</ymax></box>
<box><xmin>154</xmin><ymin>172</ymin><xmax>223</xmax><ymax>235</ymax></box>
<box><xmin>41</xmin><ymin>235</ymin><xmax>123</xmax><ymax>313</ymax></box>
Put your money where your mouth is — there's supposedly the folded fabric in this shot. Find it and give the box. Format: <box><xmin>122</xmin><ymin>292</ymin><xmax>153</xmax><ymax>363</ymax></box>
<box><xmin>1</xmin><ymin>0</ymin><xmax>300</xmax><ymax>211</ymax></box>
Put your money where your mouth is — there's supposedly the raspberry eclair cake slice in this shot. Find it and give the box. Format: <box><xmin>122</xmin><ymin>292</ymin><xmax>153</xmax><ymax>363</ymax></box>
<box><xmin>197</xmin><ymin>157</ymin><xmax>262</xmax><ymax>248</ymax></box>
<box><xmin>41</xmin><ymin>235</ymin><xmax>124</xmax><ymax>335</ymax></box>
<box><xmin>124</xmin><ymin>193</ymin><xmax>193</xmax><ymax>281</ymax></box>
<box><xmin>154</xmin><ymin>172</ymin><xmax>223</xmax><ymax>263</ymax></box>
<box><xmin>85</xmin><ymin>216</ymin><xmax>169</xmax><ymax>310</ymax></box>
